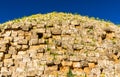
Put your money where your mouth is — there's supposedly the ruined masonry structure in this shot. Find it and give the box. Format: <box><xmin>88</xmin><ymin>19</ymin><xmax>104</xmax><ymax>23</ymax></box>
<box><xmin>0</xmin><ymin>12</ymin><xmax>120</xmax><ymax>77</ymax></box>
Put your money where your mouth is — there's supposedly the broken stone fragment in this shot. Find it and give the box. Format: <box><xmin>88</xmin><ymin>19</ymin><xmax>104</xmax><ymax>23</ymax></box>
<box><xmin>4</xmin><ymin>59</ymin><xmax>14</xmax><ymax>67</ymax></box>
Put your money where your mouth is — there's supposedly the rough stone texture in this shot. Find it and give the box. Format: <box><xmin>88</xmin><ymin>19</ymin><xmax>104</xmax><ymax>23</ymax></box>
<box><xmin>0</xmin><ymin>12</ymin><xmax>120</xmax><ymax>76</ymax></box>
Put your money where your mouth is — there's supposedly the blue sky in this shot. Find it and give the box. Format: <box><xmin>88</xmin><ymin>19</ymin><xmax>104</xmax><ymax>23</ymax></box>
<box><xmin>0</xmin><ymin>0</ymin><xmax>120</xmax><ymax>24</ymax></box>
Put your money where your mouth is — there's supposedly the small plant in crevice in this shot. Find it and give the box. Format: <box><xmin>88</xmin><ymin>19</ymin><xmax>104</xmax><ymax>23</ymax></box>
<box><xmin>67</xmin><ymin>69</ymin><xmax>75</xmax><ymax>77</ymax></box>
<box><xmin>47</xmin><ymin>47</ymin><xmax>51</xmax><ymax>51</ymax></box>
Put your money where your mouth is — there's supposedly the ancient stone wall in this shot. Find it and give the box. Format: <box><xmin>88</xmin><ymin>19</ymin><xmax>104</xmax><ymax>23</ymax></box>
<box><xmin>0</xmin><ymin>13</ymin><xmax>120</xmax><ymax>77</ymax></box>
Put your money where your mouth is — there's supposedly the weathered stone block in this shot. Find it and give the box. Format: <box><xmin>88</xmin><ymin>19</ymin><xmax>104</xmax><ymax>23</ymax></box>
<box><xmin>29</xmin><ymin>38</ymin><xmax>39</xmax><ymax>45</ymax></box>
<box><xmin>4</xmin><ymin>54</ymin><xmax>11</xmax><ymax>59</ymax></box>
<box><xmin>11</xmin><ymin>30</ymin><xmax>18</xmax><ymax>37</ymax></box>
<box><xmin>61</xmin><ymin>60</ymin><xmax>72</xmax><ymax>66</ymax></box>
<box><xmin>88</xmin><ymin>63</ymin><xmax>95</xmax><ymax>68</ymax></box>
<box><xmin>8</xmin><ymin>46</ymin><xmax>17</xmax><ymax>55</ymax></box>
<box><xmin>4</xmin><ymin>36</ymin><xmax>13</xmax><ymax>42</ymax></box>
<box><xmin>18</xmin><ymin>39</ymin><xmax>28</xmax><ymax>45</ymax></box>
<box><xmin>21</xmin><ymin>45</ymin><xmax>28</xmax><ymax>50</ymax></box>
<box><xmin>0</xmin><ymin>46</ymin><xmax>7</xmax><ymax>52</ymax></box>
<box><xmin>3</xmin><ymin>31</ymin><xmax>11</xmax><ymax>37</ymax></box>
<box><xmin>4</xmin><ymin>59</ymin><xmax>13</xmax><ymax>67</ymax></box>
<box><xmin>51</xmin><ymin>28</ymin><xmax>61</xmax><ymax>35</ymax></box>
<box><xmin>73</xmin><ymin>62</ymin><xmax>81</xmax><ymax>68</ymax></box>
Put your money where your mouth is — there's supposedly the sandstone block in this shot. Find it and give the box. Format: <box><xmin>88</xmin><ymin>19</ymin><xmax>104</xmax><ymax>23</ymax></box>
<box><xmin>72</xmin><ymin>68</ymin><xmax>83</xmax><ymax>75</ymax></box>
<box><xmin>4</xmin><ymin>54</ymin><xmax>11</xmax><ymax>59</ymax></box>
<box><xmin>39</xmin><ymin>38</ymin><xmax>45</xmax><ymax>44</ymax></box>
<box><xmin>18</xmin><ymin>51</ymin><xmax>26</xmax><ymax>55</ymax></box>
<box><xmin>4</xmin><ymin>59</ymin><xmax>14</xmax><ymax>67</ymax></box>
<box><xmin>61</xmin><ymin>60</ymin><xmax>72</xmax><ymax>66</ymax></box>
<box><xmin>13</xmin><ymin>36</ymin><xmax>24</xmax><ymax>42</ymax></box>
<box><xmin>36</xmin><ymin>24</ymin><xmax>45</xmax><ymax>28</ymax></box>
<box><xmin>71</xmin><ymin>20</ymin><xmax>80</xmax><ymax>26</ymax></box>
<box><xmin>18</xmin><ymin>39</ymin><xmax>28</xmax><ymax>45</ymax></box>
<box><xmin>11</xmin><ymin>23</ymin><xmax>20</xmax><ymax>29</ymax></box>
<box><xmin>4</xmin><ymin>36</ymin><xmax>13</xmax><ymax>42</ymax></box>
<box><xmin>73</xmin><ymin>62</ymin><xmax>81</xmax><ymax>68</ymax></box>
<box><xmin>36</xmin><ymin>53</ymin><xmax>43</xmax><ymax>59</ymax></box>
<box><xmin>21</xmin><ymin>24</ymin><xmax>31</xmax><ymax>31</ymax></box>
<box><xmin>0</xmin><ymin>46</ymin><xmax>7</xmax><ymax>52</ymax></box>
<box><xmin>32</xmin><ymin>28</ymin><xmax>45</xmax><ymax>33</ymax></box>
<box><xmin>29</xmin><ymin>38</ymin><xmax>39</xmax><ymax>45</ymax></box>
<box><xmin>73</xmin><ymin>44</ymin><xmax>83</xmax><ymax>50</ymax></box>
<box><xmin>11</xmin><ymin>30</ymin><xmax>18</xmax><ymax>37</ymax></box>
<box><xmin>88</xmin><ymin>63</ymin><xmax>95</xmax><ymax>68</ymax></box>
<box><xmin>51</xmin><ymin>28</ymin><xmax>61</xmax><ymax>35</ymax></box>
<box><xmin>84</xmin><ymin>67</ymin><xmax>91</xmax><ymax>74</ymax></box>
<box><xmin>45</xmin><ymin>65</ymin><xmax>58</xmax><ymax>71</ymax></box>
<box><xmin>21</xmin><ymin>45</ymin><xmax>28</xmax><ymax>50</ymax></box>
<box><xmin>69</xmin><ymin>56</ymin><xmax>81</xmax><ymax>61</ymax></box>
<box><xmin>3</xmin><ymin>31</ymin><xmax>11</xmax><ymax>37</ymax></box>
<box><xmin>1</xmin><ymin>67</ymin><xmax>9</xmax><ymax>76</ymax></box>
<box><xmin>60</xmin><ymin>66</ymin><xmax>69</xmax><ymax>74</ymax></box>
<box><xmin>8</xmin><ymin>46</ymin><xmax>17</xmax><ymax>55</ymax></box>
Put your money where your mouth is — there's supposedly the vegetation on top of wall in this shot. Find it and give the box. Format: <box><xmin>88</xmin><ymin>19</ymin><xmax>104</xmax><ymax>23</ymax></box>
<box><xmin>0</xmin><ymin>12</ymin><xmax>116</xmax><ymax>30</ymax></box>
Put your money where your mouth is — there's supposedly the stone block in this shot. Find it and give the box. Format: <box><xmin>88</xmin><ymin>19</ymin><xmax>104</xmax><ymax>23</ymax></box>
<box><xmin>51</xmin><ymin>28</ymin><xmax>61</xmax><ymax>35</ymax></box>
<box><xmin>4</xmin><ymin>54</ymin><xmax>11</xmax><ymax>59</ymax></box>
<box><xmin>60</xmin><ymin>66</ymin><xmax>69</xmax><ymax>74</ymax></box>
<box><xmin>88</xmin><ymin>63</ymin><xmax>95</xmax><ymax>68</ymax></box>
<box><xmin>21</xmin><ymin>45</ymin><xmax>28</xmax><ymax>50</ymax></box>
<box><xmin>4</xmin><ymin>36</ymin><xmax>13</xmax><ymax>42</ymax></box>
<box><xmin>4</xmin><ymin>59</ymin><xmax>14</xmax><ymax>67</ymax></box>
<box><xmin>0</xmin><ymin>46</ymin><xmax>7</xmax><ymax>52</ymax></box>
<box><xmin>18</xmin><ymin>39</ymin><xmax>28</xmax><ymax>45</ymax></box>
<box><xmin>61</xmin><ymin>60</ymin><xmax>72</xmax><ymax>66</ymax></box>
<box><xmin>73</xmin><ymin>62</ymin><xmax>81</xmax><ymax>68</ymax></box>
<box><xmin>84</xmin><ymin>67</ymin><xmax>91</xmax><ymax>74</ymax></box>
<box><xmin>8</xmin><ymin>46</ymin><xmax>17</xmax><ymax>55</ymax></box>
<box><xmin>29</xmin><ymin>38</ymin><xmax>39</xmax><ymax>45</ymax></box>
<box><xmin>3</xmin><ymin>31</ymin><xmax>11</xmax><ymax>37</ymax></box>
<box><xmin>11</xmin><ymin>30</ymin><xmax>18</xmax><ymax>37</ymax></box>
